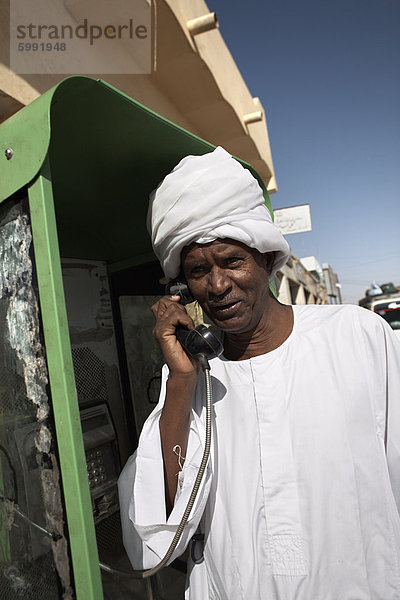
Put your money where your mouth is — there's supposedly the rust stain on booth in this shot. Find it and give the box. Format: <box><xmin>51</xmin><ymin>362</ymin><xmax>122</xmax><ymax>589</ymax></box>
<box><xmin>0</xmin><ymin>202</ymin><xmax>73</xmax><ymax>599</ymax></box>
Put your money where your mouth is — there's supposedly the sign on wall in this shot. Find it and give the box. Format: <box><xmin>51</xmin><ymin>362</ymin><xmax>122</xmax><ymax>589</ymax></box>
<box><xmin>273</xmin><ymin>204</ymin><xmax>312</xmax><ymax>235</ymax></box>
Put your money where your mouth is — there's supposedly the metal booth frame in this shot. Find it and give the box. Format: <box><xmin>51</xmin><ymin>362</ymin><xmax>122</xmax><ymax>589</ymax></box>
<box><xmin>0</xmin><ymin>76</ymin><xmax>274</xmax><ymax>599</ymax></box>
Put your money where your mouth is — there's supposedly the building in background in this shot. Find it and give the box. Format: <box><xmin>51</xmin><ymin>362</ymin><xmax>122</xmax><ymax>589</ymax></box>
<box><xmin>0</xmin><ymin>0</ymin><xmax>277</xmax><ymax>190</ymax></box>
<box><xmin>0</xmin><ymin>0</ymin><xmax>342</xmax><ymax>307</ymax></box>
<box><xmin>276</xmin><ymin>253</ymin><xmax>328</xmax><ymax>306</ymax></box>
<box><xmin>322</xmin><ymin>262</ymin><xmax>342</xmax><ymax>304</ymax></box>
<box><xmin>276</xmin><ymin>254</ymin><xmax>343</xmax><ymax>306</ymax></box>
<box><xmin>300</xmin><ymin>255</ymin><xmax>323</xmax><ymax>283</ymax></box>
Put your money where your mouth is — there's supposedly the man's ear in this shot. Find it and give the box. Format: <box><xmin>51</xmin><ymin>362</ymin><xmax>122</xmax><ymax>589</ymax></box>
<box><xmin>263</xmin><ymin>252</ymin><xmax>275</xmax><ymax>275</ymax></box>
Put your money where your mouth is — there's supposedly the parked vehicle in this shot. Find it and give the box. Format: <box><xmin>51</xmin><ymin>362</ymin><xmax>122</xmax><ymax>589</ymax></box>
<box><xmin>359</xmin><ymin>282</ymin><xmax>400</xmax><ymax>338</ymax></box>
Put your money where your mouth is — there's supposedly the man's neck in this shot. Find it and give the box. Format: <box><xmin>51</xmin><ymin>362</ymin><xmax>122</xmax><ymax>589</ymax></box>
<box><xmin>223</xmin><ymin>299</ymin><xmax>294</xmax><ymax>361</ymax></box>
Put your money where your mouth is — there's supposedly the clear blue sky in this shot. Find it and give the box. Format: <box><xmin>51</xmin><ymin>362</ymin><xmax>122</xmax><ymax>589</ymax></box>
<box><xmin>210</xmin><ymin>0</ymin><xmax>400</xmax><ymax>303</ymax></box>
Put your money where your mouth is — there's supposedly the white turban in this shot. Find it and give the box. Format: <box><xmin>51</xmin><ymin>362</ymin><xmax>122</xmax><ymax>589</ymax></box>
<box><xmin>147</xmin><ymin>146</ymin><xmax>290</xmax><ymax>278</ymax></box>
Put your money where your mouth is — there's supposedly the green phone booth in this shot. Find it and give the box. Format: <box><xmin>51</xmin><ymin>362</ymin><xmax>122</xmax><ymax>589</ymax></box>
<box><xmin>0</xmin><ymin>76</ymin><xmax>274</xmax><ymax>599</ymax></box>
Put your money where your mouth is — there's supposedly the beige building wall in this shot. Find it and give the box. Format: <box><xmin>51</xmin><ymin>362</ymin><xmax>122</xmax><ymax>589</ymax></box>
<box><xmin>277</xmin><ymin>254</ymin><xmax>328</xmax><ymax>306</ymax></box>
<box><xmin>0</xmin><ymin>0</ymin><xmax>330</xmax><ymax>303</ymax></box>
<box><xmin>0</xmin><ymin>0</ymin><xmax>277</xmax><ymax>190</ymax></box>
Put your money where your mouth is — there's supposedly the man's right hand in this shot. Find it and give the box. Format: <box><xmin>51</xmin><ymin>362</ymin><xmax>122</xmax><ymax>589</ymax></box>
<box><xmin>151</xmin><ymin>295</ymin><xmax>199</xmax><ymax>516</ymax></box>
<box><xmin>151</xmin><ymin>295</ymin><xmax>199</xmax><ymax>380</ymax></box>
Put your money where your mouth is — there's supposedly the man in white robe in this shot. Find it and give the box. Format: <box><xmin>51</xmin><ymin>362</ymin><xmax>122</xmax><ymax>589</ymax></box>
<box><xmin>119</xmin><ymin>147</ymin><xmax>400</xmax><ymax>599</ymax></box>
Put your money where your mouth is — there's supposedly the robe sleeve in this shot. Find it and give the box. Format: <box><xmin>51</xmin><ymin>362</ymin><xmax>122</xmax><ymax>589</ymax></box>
<box><xmin>383</xmin><ymin>324</ymin><xmax>400</xmax><ymax>514</ymax></box>
<box><xmin>118</xmin><ymin>365</ymin><xmax>212</xmax><ymax>570</ymax></box>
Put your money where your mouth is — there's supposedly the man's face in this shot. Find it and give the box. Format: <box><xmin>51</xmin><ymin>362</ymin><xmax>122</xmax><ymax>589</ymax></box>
<box><xmin>182</xmin><ymin>239</ymin><xmax>274</xmax><ymax>334</ymax></box>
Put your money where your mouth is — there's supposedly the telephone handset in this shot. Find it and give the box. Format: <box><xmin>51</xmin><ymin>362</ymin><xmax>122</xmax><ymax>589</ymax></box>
<box><xmin>165</xmin><ymin>278</ymin><xmax>223</xmax><ymax>366</ymax></box>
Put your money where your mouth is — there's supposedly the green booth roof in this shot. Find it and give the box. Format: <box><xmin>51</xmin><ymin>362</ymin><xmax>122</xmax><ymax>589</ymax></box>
<box><xmin>0</xmin><ymin>76</ymin><xmax>273</xmax><ymax>269</ymax></box>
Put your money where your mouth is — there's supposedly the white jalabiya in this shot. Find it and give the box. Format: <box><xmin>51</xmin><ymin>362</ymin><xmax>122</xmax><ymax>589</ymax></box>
<box><xmin>118</xmin><ymin>305</ymin><xmax>400</xmax><ymax>599</ymax></box>
<box><xmin>147</xmin><ymin>146</ymin><xmax>290</xmax><ymax>278</ymax></box>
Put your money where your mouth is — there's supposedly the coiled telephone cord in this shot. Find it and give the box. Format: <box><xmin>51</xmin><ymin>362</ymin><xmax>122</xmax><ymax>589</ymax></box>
<box><xmin>141</xmin><ymin>356</ymin><xmax>212</xmax><ymax>577</ymax></box>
